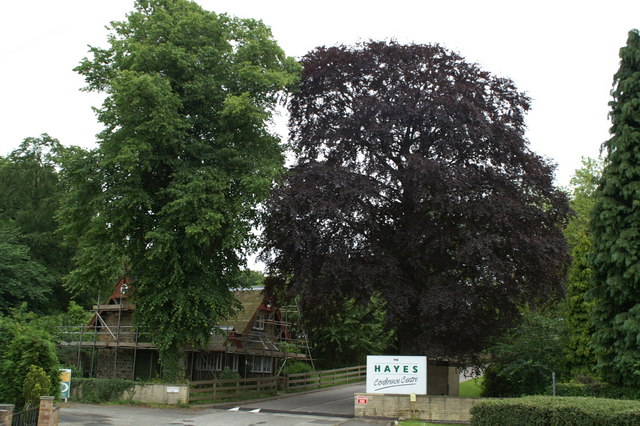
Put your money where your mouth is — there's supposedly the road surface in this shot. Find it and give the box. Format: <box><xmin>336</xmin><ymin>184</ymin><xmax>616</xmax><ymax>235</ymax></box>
<box><xmin>59</xmin><ymin>383</ymin><xmax>392</xmax><ymax>425</ymax></box>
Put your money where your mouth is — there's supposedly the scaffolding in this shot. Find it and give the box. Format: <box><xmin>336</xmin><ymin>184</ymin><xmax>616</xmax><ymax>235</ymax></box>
<box><xmin>57</xmin><ymin>296</ymin><xmax>312</xmax><ymax>380</ymax></box>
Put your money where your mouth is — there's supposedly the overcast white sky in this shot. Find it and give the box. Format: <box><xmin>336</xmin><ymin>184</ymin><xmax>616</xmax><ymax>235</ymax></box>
<box><xmin>1</xmin><ymin>0</ymin><xmax>639</xmax><ymax>188</ymax></box>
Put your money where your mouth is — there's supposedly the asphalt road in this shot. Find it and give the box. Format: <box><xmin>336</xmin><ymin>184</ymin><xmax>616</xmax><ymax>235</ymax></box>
<box><xmin>232</xmin><ymin>383</ymin><xmax>366</xmax><ymax>417</ymax></box>
<box><xmin>59</xmin><ymin>384</ymin><xmax>392</xmax><ymax>426</ymax></box>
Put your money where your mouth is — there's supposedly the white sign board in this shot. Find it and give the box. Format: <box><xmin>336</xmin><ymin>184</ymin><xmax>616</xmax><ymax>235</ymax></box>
<box><xmin>366</xmin><ymin>355</ymin><xmax>427</xmax><ymax>395</ymax></box>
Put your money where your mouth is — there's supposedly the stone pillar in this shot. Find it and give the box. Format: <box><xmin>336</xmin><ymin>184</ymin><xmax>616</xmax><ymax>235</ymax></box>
<box><xmin>0</xmin><ymin>404</ymin><xmax>14</xmax><ymax>426</ymax></box>
<box><xmin>37</xmin><ymin>396</ymin><xmax>55</xmax><ymax>426</ymax></box>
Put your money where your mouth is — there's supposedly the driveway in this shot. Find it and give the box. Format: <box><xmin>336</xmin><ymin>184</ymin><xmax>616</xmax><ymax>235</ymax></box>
<box><xmin>230</xmin><ymin>383</ymin><xmax>366</xmax><ymax>417</ymax></box>
<box><xmin>59</xmin><ymin>384</ymin><xmax>392</xmax><ymax>425</ymax></box>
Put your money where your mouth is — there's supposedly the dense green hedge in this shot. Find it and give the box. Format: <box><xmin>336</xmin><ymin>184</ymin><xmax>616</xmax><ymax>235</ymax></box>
<box><xmin>554</xmin><ymin>382</ymin><xmax>640</xmax><ymax>400</ymax></box>
<box><xmin>70</xmin><ymin>378</ymin><xmax>134</xmax><ymax>403</ymax></box>
<box><xmin>470</xmin><ymin>396</ymin><xmax>640</xmax><ymax>425</ymax></box>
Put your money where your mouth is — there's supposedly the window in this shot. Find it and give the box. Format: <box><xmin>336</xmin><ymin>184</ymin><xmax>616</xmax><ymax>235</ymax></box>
<box><xmin>195</xmin><ymin>352</ymin><xmax>223</xmax><ymax>372</ymax></box>
<box><xmin>229</xmin><ymin>354</ymin><xmax>239</xmax><ymax>371</ymax></box>
<box><xmin>253</xmin><ymin>313</ymin><xmax>266</xmax><ymax>330</ymax></box>
<box><xmin>250</xmin><ymin>356</ymin><xmax>272</xmax><ymax>373</ymax></box>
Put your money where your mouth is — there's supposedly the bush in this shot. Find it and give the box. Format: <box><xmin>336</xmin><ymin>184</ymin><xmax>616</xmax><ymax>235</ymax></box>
<box><xmin>555</xmin><ymin>382</ymin><xmax>640</xmax><ymax>400</ymax></box>
<box><xmin>481</xmin><ymin>307</ymin><xmax>568</xmax><ymax>397</ymax></box>
<box><xmin>0</xmin><ymin>323</ymin><xmax>60</xmax><ymax>407</ymax></box>
<box><xmin>23</xmin><ymin>365</ymin><xmax>52</xmax><ymax>405</ymax></box>
<box><xmin>470</xmin><ymin>396</ymin><xmax>640</xmax><ymax>425</ymax></box>
<box><xmin>71</xmin><ymin>378</ymin><xmax>134</xmax><ymax>403</ymax></box>
<box><xmin>218</xmin><ymin>367</ymin><xmax>241</xmax><ymax>381</ymax></box>
<box><xmin>281</xmin><ymin>360</ymin><xmax>314</xmax><ymax>375</ymax></box>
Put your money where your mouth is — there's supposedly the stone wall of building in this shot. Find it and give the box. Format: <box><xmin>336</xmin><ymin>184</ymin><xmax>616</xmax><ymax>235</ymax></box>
<box><xmin>427</xmin><ymin>365</ymin><xmax>459</xmax><ymax>396</ymax></box>
<box><xmin>355</xmin><ymin>393</ymin><xmax>485</xmax><ymax>423</ymax></box>
<box><xmin>96</xmin><ymin>349</ymin><xmax>135</xmax><ymax>379</ymax></box>
<box><xmin>130</xmin><ymin>384</ymin><xmax>189</xmax><ymax>404</ymax></box>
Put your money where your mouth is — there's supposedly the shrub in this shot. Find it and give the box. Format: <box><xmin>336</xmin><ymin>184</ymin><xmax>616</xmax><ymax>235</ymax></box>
<box><xmin>470</xmin><ymin>396</ymin><xmax>640</xmax><ymax>425</ymax></box>
<box><xmin>281</xmin><ymin>360</ymin><xmax>314</xmax><ymax>375</ymax></box>
<box><xmin>555</xmin><ymin>382</ymin><xmax>640</xmax><ymax>400</ymax></box>
<box><xmin>71</xmin><ymin>378</ymin><xmax>134</xmax><ymax>403</ymax></box>
<box><xmin>218</xmin><ymin>367</ymin><xmax>241</xmax><ymax>381</ymax></box>
<box><xmin>23</xmin><ymin>365</ymin><xmax>52</xmax><ymax>405</ymax></box>
<box><xmin>481</xmin><ymin>307</ymin><xmax>568</xmax><ymax>397</ymax></box>
<box><xmin>0</xmin><ymin>324</ymin><xmax>60</xmax><ymax>407</ymax></box>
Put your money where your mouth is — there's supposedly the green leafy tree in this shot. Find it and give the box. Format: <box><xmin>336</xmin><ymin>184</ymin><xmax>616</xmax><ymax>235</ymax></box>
<box><xmin>590</xmin><ymin>29</ymin><xmax>640</xmax><ymax>387</ymax></box>
<box><xmin>233</xmin><ymin>269</ymin><xmax>265</xmax><ymax>288</ymax></box>
<box><xmin>0</xmin><ymin>134</ymin><xmax>74</xmax><ymax>310</ymax></box>
<box><xmin>0</xmin><ymin>314</ymin><xmax>60</xmax><ymax>407</ymax></box>
<box><xmin>564</xmin><ymin>157</ymin><xmax>602</xmax><ymax>375</ymax></box>
<box><xmin>304</xmin><ymin>295</ymin><xmax>394</xmax><ymax>369</ymax></box>
<box><xmin>60</xmin><ymin>0</ymin><xmax>299</xmax><ymax>380</ymax></box>
<box><xmin>482</xmin><ymin>307</ymin><xmax>568</xmax><ymax>397</ymax></box>
<box><xmin>0</xmin><ymin>221</ymin><xmax>51</xmax><ymax>313</ymax></box>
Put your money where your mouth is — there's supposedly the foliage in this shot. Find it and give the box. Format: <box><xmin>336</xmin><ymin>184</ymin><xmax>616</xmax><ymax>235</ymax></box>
<box><xmin>58</xmin><ymin>301</ymin><xmax>94</xmax><ymax>327</ymax></box>
<box><xmin>0</xmin><ymin>134</ymin><xmax>75</xmax><ymax>311</ymax></box>
<box><xmin>232</xmin><ymin>270</ymin><xmax>265</xmax><ymax>289</ymax></box>
<box><xmin>70</xmin><ymin>378</ymin><xmax>134</xmax><ymax>403</ymax></box>
<box><xmin>554</xmin><ymin>380</ymin><xmax>640</xmax><ymax>400</ymax></box>
<box><xmin>23</xmin><ymin>365</ymin><xmax>52</xmax><ymax>405</ymax></box>
<box><xmin>590</xmin><ymin>29</ymin><xmax>640</xmax><ymax>387</ymax></box>
<box><xmin>303</xmin><ymin>295</ymin><xmax>394</xmax><ymax>369</ymax></box>
<box><xmin>481</xmin><ymin>307</ymin><xmax>568</xmax><ymax>397</ymax></box>
<box><xmin>563</xmin><ymin>157</ymin><xmax>602</xmax><ymax>375</ymax></box>
<box><xmin>280</xmin><ymin>360</ymin><xmax>314</xmax><ymax>375</ymax></box>
<box><xmin>60</xmin><ymin>0</ymin><xmax>299</xmax><ymax>380</ymax></box>
<box><xmin>219</xmin><ymin>366</ymin><xmax>241</xmax><ymax>381</ymax></box>
<box><xmin>470</xmin><ymin>396</ymin><xmax>640</xmax><ymax>426</ymax></box>
<box><xmin>263</xmin><ymin>40</ymin><xmax>570</xmax><ymax>363</ymax></box>
<box><xmin>0</xmin><ymin>314</ymin><xmax>60</xmax><ymax>407</ymax></box>
<box><xmin>0</xmin><ymin>221</ymin><xmax>51</xmax><ymax>314</ymax></box>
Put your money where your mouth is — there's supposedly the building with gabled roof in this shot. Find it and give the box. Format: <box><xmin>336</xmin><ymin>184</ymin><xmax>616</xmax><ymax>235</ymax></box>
<box><xmin>59</xmin><ymin>278</ymin><xmax>312</xmax><ymax>380</ymax></box>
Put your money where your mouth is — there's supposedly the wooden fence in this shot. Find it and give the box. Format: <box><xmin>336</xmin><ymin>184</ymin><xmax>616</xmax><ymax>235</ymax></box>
<box><xmin>189</xmin><ymin>376</ymin><xmax>279</xmax><ymax>403</ymax></box>
<box><xmin>188</xmin><ymin>365</ymin><xmax>366</xmax><ymax>403</ymax></box>
<box><xmin>281</xmin><ymin>365</ymin><xmax>366</xmax><ymax>392</ymax></box>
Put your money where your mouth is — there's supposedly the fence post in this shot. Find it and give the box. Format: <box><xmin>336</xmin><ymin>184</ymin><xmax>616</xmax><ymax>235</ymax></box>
<box><xmin>0</xmin><ymin>404</ymin><xmax>14</xmax><ymax>426</ymax></box>
<box><xmin>38</xmin><ymin>396</ymin><xmax>55</xmax><ymax>426</ymax></box>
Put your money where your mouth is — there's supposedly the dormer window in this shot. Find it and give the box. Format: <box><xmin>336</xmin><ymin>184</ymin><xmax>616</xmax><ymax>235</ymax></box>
<box><xmin>253</xmin><ymin>313</ymin><xmax>266</xmax><ymax>330</ymax></box>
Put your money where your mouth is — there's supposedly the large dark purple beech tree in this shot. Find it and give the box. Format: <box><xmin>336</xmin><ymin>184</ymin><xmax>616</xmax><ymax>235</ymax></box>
<box><xmin>263</xmin><ymin>41</ymin><xmax>570</xmax><ymax>364</ymax></box>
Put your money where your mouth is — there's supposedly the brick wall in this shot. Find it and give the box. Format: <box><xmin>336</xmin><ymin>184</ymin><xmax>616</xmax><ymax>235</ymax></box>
<box><xmin>37</xmin><ymin>396</ymin><xmax>57</xmax><ymax>426</ymax></box>
<box><xmin>0</xmin><ymin>404</ymin><xmax>14</xmax><ymax>425</ymax></box>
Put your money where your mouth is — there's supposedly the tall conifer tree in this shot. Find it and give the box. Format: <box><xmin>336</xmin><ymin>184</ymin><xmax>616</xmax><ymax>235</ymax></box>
<box><xmin>591</xmin><ymin>29</ymin><xmax>640</xmax><ymax>386</ymax></box>
<box><xmin>564</xmin><ymin>157</ymin><xmax>601</xmax><ymax>375</ymax></box>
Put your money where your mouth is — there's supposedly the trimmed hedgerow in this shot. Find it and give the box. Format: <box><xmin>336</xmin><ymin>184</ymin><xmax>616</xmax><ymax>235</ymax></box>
<box><xmin>71</xmin><ymin>378</ymin><xmax>134</xmax><ymax>403</ymax></box>
<box><xmin>470</xmin><ymin>396</ymin><xmax>640</xmax><ymax>426</ymax></box>
<box><xmin>554</xmin><ymin>382</ymin><xmax>640</xmax><ymax>400</ymax></box>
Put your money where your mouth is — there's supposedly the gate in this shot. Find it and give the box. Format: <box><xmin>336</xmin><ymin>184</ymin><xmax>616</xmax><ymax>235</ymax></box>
<box><xmin>11</xmin><ymin>404</ymin><xmax>39</xmax><ymax>426</ymax></box>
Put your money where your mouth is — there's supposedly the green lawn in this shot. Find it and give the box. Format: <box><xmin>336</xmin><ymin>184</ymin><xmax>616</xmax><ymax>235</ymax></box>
<box><xmin>459</xmin><ymin>376</ymin><xmax>483</xmax><ymax>397</ymax></box>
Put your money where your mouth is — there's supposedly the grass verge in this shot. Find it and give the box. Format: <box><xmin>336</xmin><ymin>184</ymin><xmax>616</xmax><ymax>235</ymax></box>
<box><xmin>459</xmin><ymin>376</ymin><xmax>483</xmax><ymax>397</ymax></box>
